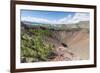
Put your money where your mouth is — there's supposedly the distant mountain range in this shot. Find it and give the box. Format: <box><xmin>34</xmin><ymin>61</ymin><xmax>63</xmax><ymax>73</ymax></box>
<box><xmin>21</xmin><ymin>20</ymin><xmax>89</xmax><ymax>30</ymax></box>
<box><xmin>22</xmin><ymin>21</ymin><xmax>50</xmax><ymax>25</ymax></box>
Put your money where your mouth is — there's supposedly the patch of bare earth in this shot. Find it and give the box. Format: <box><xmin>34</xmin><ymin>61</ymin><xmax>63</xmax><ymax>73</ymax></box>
<box><xmin>50</xmin><ymin>30</ymin><xmax>89</xmax><ymax>61</ymax></box>
<box><xmin>50</xmin><ymin>47</ymin><xmax>80</xmax><ymax>61</ymax></box>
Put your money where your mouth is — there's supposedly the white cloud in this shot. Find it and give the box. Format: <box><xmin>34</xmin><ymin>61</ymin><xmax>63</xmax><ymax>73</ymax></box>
<box><xmin>58</xmin><ymin>14</ymin><xmax>72</xmax><ymax>24</ymax></box>
<box><xmin>21</xmin><ymin>13</ymin><xmax>89</xmax><ymax>24</ymax></box>
<box><xmin>72</xmin><ymin>13</ymin><xmax>90</xmax><ymax>22</ymax></box>
<box><xmin>58</xmin><ymin>13</ymin><xmax>90</xmax><ymax>24</ymax></box>
<box><xmin>21</xmin><ymin>16</ymin><xmax>51</xmax><ymax>24</ymax></box>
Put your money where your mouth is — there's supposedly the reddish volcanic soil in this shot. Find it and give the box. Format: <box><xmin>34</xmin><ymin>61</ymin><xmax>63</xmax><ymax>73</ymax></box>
<box><xmin>50</xmin><ymin>29</ymin><xmax>89</xmax><ymax>61</ymax></box>
<box><xmin>67</xmin><ymin>30</ymin><xmax>89</xmax><ymax>60</ymax></box>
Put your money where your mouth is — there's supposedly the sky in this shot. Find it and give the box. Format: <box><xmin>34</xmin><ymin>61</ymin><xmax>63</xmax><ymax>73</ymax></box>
<box><xmin>21</xmin><ymin>9</ymin><xmax>90</xmax><ymax>24</ymax></box>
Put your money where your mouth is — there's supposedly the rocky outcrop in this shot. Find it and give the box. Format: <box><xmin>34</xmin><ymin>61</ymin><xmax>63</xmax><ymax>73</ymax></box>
<box><xmin>51</xmin><ymin>47</ymin><xmax>80</xmax><ymax>61</ymax></box>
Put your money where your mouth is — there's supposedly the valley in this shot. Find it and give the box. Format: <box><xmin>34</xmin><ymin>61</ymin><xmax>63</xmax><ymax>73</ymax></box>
<box><xmin>21</xmin><ymin>21</ymin><xmax>89</xmax><ymax>63</ymax></box>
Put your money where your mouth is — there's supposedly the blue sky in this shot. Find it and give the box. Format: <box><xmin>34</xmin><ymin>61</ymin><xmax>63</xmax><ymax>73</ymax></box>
<box><xmin>21</xmin><ymin>9</ymin><xmax>90</xmax><ymax>24</ymax></box>
<box><xmin>21</xmin><ymin>10</ymin><xmax>75</xmax><ymax>21</ymax></box>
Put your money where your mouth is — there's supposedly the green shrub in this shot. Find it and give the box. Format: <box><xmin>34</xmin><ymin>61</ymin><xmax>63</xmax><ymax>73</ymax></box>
<box><xmin>21</xmin><ymin>29</ymin><xmax>53</xmax><ymax>62</ymax></box>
